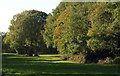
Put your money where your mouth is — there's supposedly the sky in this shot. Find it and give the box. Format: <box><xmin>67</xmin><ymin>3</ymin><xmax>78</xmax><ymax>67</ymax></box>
<box><xmin>0</xmin><ymin>0</ymin><xmax>61</xmax><ymax>32</ymax></box>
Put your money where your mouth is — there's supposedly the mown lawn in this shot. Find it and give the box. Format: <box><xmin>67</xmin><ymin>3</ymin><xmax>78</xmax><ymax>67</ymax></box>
<box><xmin>2</xmin><ymin>53</ymin><xmax>120</xmax><ymax>76</ymax></box>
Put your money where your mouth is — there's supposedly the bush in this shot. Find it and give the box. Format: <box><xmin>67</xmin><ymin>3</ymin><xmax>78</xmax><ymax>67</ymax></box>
<box><xmin>60</xmin><ymin>54</ymin><xmax>69</xmax><ymax>60</ymax></box>
<box><xmin>98</xmin><ymin>60</ymin><xmax>105</xmax><ymax>64</ymax></box>
<box><xmin>104</xmin><ymin>57</ymin><xmax>113</xmax><ymax>64</ymax></box>
<box><xmin>69</xmin><ymin>53</ymin><xmax>85</xmax><ymax>63</ymax></box>
<box><xmin>112</xmin><ymin>57</ymin><xmax>120</xmax><ymax>64</ymax></box>
<box><xmin>98</xmin><ymin>57</ymin><xmax>113</xmax><ymax>64</ymax></box>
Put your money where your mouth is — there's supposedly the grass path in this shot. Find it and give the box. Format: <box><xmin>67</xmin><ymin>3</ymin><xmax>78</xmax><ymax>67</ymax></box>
<box><xmin>2</xmin><ymin>53</ymin><xmax>120</xmax><ymax>76</ymax></box>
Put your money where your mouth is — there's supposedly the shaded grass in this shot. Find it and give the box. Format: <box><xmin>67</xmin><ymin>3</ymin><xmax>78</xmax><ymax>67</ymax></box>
<box><xmin>2</xmin><ymin>53</ymin><xmax>120</xmax><ymax>76</ymax></box>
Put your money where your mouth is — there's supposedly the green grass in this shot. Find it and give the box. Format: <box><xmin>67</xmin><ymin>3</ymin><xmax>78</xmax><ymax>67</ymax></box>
<box><xmin>2</xmin><ymin>53</ymin><xmax>120</xmax><ymax>76</ymax></box>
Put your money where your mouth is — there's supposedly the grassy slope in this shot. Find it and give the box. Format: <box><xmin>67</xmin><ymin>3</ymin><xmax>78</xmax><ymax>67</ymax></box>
<box><xmin>2</xmin><ymin>53</ymin><xmax>120</xmax><ymax>76</ymax></box>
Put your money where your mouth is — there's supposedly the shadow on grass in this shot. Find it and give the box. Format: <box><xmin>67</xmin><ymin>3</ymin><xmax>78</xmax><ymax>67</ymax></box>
<box><xmin>2</xmin><ymin>54</ymin><xmax>120</xmax><ymax>76</ymax></box>
<box><xmin>3</xmin><ymin>57</ymin><xmax>62</xmax><ymax>62</ymax></box>
<box><xmin>2</xmin><ymin>73</ymin><xmax>119</xmax><ymax>76</ymax></box>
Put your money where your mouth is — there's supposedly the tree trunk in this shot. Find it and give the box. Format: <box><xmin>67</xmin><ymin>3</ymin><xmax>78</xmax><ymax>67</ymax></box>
<box><xmin>28</xmin><ymin>42</ymin><xmax>33</xmax><ymax>56</ymax></box>
<box><xmin>28</xmin><ymin>48</ymin><xmax>33</xmax><ymax>56</ymax></box>
<box><xmin>34</xmin><ymin>50</ymin><xmax>38</xmax><ymax>56</ymax></box>
<box><xmin>28</xmin><ymin>40</ymin><xmax>34</xmax><ymax>56</ymax></box>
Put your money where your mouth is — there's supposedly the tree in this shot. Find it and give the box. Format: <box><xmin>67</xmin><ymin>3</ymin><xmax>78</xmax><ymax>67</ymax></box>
<box><xmin>42</xmin><ymin>2</ymin><xmax>68</xmax><ymax>48</ymax></box>
<box><xmin>5</xmin><ymin>10</ymin><xmax>48</xmax><ymax>56</ymax></box>
<box><xmin>43</xmin><ymin>2</ymin><xmax>92</xmax><ymax>56</ymax></box>
<box><xmin>87</xmin><ymin>2</ymin><xmax>120</xmax><ymax>60</ymax></box>
<box><xmin>0</xmin><ymin>32</ymin><xmax>2</xmax><ymax>50</ymax></box>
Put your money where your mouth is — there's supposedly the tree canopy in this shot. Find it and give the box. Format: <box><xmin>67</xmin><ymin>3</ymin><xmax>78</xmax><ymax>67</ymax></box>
<box><xmin>4</xmin><ymin>10</ymin><xmax>48</xmax><ymax>56</ymax></box>
<box><xmin>87</xmin><ymin>2</ymin><xmax>120</xmax><ymax>58</ymax></box>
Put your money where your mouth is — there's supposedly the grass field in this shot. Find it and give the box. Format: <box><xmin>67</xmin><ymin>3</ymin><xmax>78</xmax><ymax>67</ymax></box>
<box><xmin>2</xmin><ymin>53</ymin><xmax>120</xmax><ymax>76</ymax></box>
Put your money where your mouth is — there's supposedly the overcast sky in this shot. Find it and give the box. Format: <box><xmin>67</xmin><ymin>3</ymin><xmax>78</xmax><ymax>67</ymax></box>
<box><xmin>0</xmin><ymin>0</ymin><xmax>61</xmax><ymax>32</ymax></box>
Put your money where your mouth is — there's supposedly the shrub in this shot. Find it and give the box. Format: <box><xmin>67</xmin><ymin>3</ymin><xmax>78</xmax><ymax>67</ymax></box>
<box><xmin>112</xmin><ymin>57</ymin><xmax>120</xmax><ymax>64</ymax></box>
<box><xmin>60</xmin><ymin>54</ymin><xmax>69</xmax><ymax>60</ymax></box>
<box><xmin>104</xmin><ymin>57</ymin><xmax>113</xmax><ymax>64</ymax></box>
<box><xmin>69</xmin><ymin>53</ymin><xmax>86</xmax><ymax>63</ymax></box>
<box><xmin>98</xmin><ymin>57</ymin><xmax>113</xmax><ymax>64</ymax></box>
<box><xmin>98</xmin><ymin>60</ymin><xmax>105</xmax><ymax>64</ymax></box>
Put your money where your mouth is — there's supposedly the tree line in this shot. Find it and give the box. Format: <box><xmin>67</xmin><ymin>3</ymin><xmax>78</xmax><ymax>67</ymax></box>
<box><xmin>2</xmin><ymin>2</ymin><xmax>120</xmax><ymax>63</ymax></box>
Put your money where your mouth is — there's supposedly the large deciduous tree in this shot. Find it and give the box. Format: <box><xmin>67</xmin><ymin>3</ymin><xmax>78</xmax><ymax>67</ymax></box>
<box><xmin>4</xmin><ymin>10</ymin><xmax>48</xmax><ymax>56</ymax></box>
<box><xmin>42</xmin><ymin>2</ymin><xmax>68</xmax><ymax>48</ymax></box>
<box><xmin>87</xmin><ymin>2</ymin><xmax>120</xmax><ymax>60</ymax></box>
<box><xmin>43</xmin><ymin>3</ymin><xmax>92</xmax><ymax>57</ymax></box>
